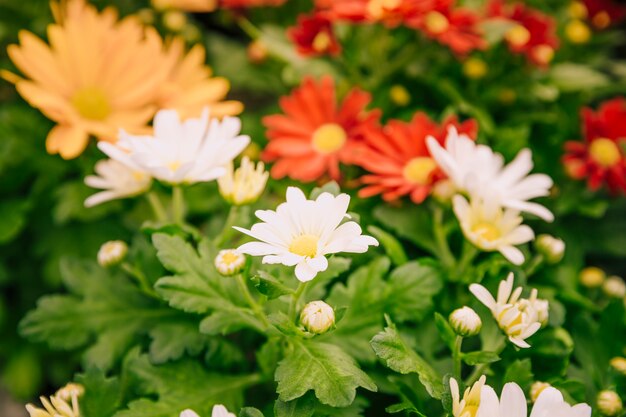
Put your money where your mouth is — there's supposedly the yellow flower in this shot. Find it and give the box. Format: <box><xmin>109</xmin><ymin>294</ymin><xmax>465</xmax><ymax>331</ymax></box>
<box><xmin>152</xmin><ymin>0</ymin><xmax>218</xmax><ymax>12</ymax></box>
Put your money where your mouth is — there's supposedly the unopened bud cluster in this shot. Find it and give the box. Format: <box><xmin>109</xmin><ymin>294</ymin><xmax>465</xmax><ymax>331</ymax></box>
<box><xmin>449</xmin><ymin>306</ymin><xmax>482</xmax><ymax>337</ymax></box>
<box><xmin>300</xmin><ymin>300</ymin><xmax>335</xmax><ymax>334</ymax></box>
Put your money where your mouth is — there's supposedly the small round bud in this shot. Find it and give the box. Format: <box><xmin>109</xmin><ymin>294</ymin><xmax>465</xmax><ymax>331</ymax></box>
<box><xmin>300</xmin><ymin>301</ymin><xmax>335</xmax><ymax>334</ymax></box>
<box><xmin>603</xmin><ymin>276</ymin><xmax>626</xmax><ymax>298</ymax></box>
<box><xmin>449</xmin><ymin>307</ymin><xmax>482</xmax><ymax>337</ymax></box>
<box><xmin>162</xmin><ymin>10</ymin><xmax>187</xmax><ymax>32</ymax></box>
<box><xmin>389</xmin><ymin>85</ymin><xmax>411</xmax><ymax>107</ymax></box>
<box><xmin>534</xmin><ymin>234</ymin><xmax>565</xmax><ymax>264</ymax></box>
<box><xmin>98</xmin><ymin>240</ymin><xmax>128</xmax><ymax>267</ymax></box>
<box><xmin>566</xmin><ymin>20</ymin><xmax>591</xmax><ymax>44</ymax></box>
<box><xmin>568</xmin><ymin>1</ymin><xmax>588</xmax><ymax>19</ymax></box>
<box><xmin>463</xmin><ymin>57</ymin><xmax>488</xmax><ymax>80</ymax></box>
<box><xmin>247</xmin><ymin>40</ymin><xmax>269</xmax><ymax>64</ymax></box>
<box><xmin>597</xmin><ymin>390</ymin><xmax>623</xmax><ymax>416</ymax></box>
<box><xmin>610</xmin><ymin>357</ymin><xmax>626</xmax><ymax>376</ymax></box>
<box><xmin>579</xmin><ymin>266</ymin><xmax>605</xmax><ymax>288</ymax></box>
<box><xmin>214</xmin><ymin>250</ymin><xmax>246</xmax><ymax>276</ymax></box>
<box><xmin>530</xmin><ymin>381</ymin><xmax>551</xmax><ymax>402</ymax></box>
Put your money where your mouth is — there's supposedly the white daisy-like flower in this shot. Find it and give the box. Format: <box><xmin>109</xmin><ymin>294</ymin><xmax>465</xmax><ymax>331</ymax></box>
<box><xmin>449</xmin><ymin>375</ymin><xmax>486</xmax><ymax>417</ymax></box>
<box><xmin>477</xmin><ymin>382</ymin><xmax>591</xmax><ymax>417</ymax></box>
<box><xmin>214</xmin><ymin>249</ymin><xmax>246</xmax><ymax>276</ymax></box>
<box><xmin>218</xmin><ymin>156</ymin><xmax>269</xmax><ymax>205</ymax></box>
<box><xmin>470</xmin><ymin>273</ymin><xmax>542</xmax><ymax>348</ymax></box>
<box><xmin>517</xmin><ymin>288</ymin><xmax>549</xmax><ymax>326</ymax></box>
<box><xmin>99</xmin><ymin>108</ymin><xmax>250</xmax><ymax>185</ymax></box>
<box><xmin>426</xmin><ymin>127</ymin><xmax>554</xmax><ymax>222</ymax></box>
<box><xmin>84</xmin><ymin>159</ymin><xmax>152</xmax><ymax>207</ymax></box>
<box><xmin>179</xmin><ymin>405</ymin><xmax>236</xmax><ymax>417</ymax></box>
<box><xmin>234</xmin><ymin>187</ymin><xmax>379</xmax><ymax>282</ymax></box>
<box><xmin>453</xmin><ymin>195</ymin><xmax>534</xmax><ymax>265</ymax></box>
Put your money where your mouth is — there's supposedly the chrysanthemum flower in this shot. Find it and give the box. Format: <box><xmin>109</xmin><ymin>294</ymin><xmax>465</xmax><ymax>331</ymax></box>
<box><xmin>235</xmin><ymin>187</ymin><xmax>378</xmax><ymax>282</ymax></box>
<box><xmin>470</xmin><ymin>273</ymin><xmax>543</xmax><ymax>348</ymax></box>
<box><xmin>453</xmin><ymin>195</ymin><xmax>534</xmax><ymax>265</ymax></box>
<box><xmin>315</xmin><ymin>0</ymin><xmax>430</xmax><ymax>27</ymax></box>
<box><xmin>487</xmin><ymin>0</ymin><xmax>559</xmax><ymax>66</ymax></box>
<box><xmin>84</xmin><ymin>159</ymin><xmax>152</xmax><ymax>207</ymax></box>
<box><xmin>581</xmin><ymin>0</ymin><xmax>626</xmax><ymax>29</ymax></box>
<box><xmin>262</xmin><ymin>76</ymin><xmax>380</xmax><ymax>182</ymax></box>
<box><xmin>353</xmin><ymin>113</ymin><xmax>477</xmax><ymax>203</ymax></box>
<box><xmin>99</xmin><ymin>109</ymin><xmax>249</xmax><ymax>185</ymax></box>
<box><xmin>450</xmin><ymin>375</ymin><xmax>486</xmax><ymax>417</ymax></box>
<box><xmin>151</xmin><ymin>0</ymin><xmax>217</xmax><ymax>12</ymax></box>
<box><xmin>563</xmin><ymin>98</ymin><xmax>626</xmax><ymax>194</ymax></box>
<box><xmin>427</xmin><ymin>126</ymin><xmax>554</xmax><ymax>221</ymax></box>
<box><xmin>288</xmin><ymin>13</ymin><xmax>341</xmax><ymax>57</ymax></box>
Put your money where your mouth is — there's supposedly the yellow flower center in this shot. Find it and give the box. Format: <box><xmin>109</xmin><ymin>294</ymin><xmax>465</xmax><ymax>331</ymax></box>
<box><xmin>424</xmin><ymin>11</ymin><xmax>450</xmax><ymax>34</ymax></box>
<box><xmin>290</xmin><ymin>234</ymin><xmax>319</xmax><ymax>258</ymax></box>
<box><xmin>367</xmin><ymin>0</ymin><xmax>400</xmax><ymax>19</ymax></box>
<box><xmin>389</xmin><ymin>85</ymin><xmax>410</xmax><ymax>106</ymax></box>
<box><xmin>566</xmin><ymin>20</ymin><xmax>591</xmax><ymax>44</ymax></box>
<box><xmin>505</xmin><ymin>25</ymin><xmax>531</xmax><ymax>47</ymax></box>
<box><xmin>312</xmin><ymin>123</ymin><xmax>347</xmax><ymax>154</ymax></box>
<box><xmin>403</xmin><ymin>157</ymin><xmax>437</xmax><ymax>185</ymax></box>
<box><xmin>471</xmin><ymin>222</ymin><xmax>501</xmax><ymax>242</ymax></box>
<box><xmin>589</xmin><ymin>138</ymin><xmax>621</xmax><ymax>167</ymax></box>
<box><xmin>71</xmin><ymin>87</ymin><xmax>111</xmax><ymax>121</ymax></box>
<box><xmin>312</xmin><ymin>31</ymin><xmax>332</xmax><ymax>52</ymax></box>
<box><xmin>592</xmin><ymin>11</ymin><xmax>611</xmax><ymax>29</ymax></box>
<box><xmin>221</xmin><ymin>251</ymin><xmax>241</xmax><ymax>265</ymax></box>
<box><xmin>532</xmin><ymin>45</ymin><xmax>555</xmax><ymax>65</ymax></box>
<box><xmin>460</xmin><ymin>405</ymin><xmax>479</xmax><ymax>417</ymax></box>
<box><xmin>498</xmin><ymin>307</ymin><xmax>523</xmax><ymax>335</ymax></box>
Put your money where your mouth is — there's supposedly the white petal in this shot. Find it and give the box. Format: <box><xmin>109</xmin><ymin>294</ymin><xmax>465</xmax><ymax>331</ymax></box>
<box><xmin>499</xmin><ymin>245</ymin><xmax>525</xmax><ymax>265</ymax></box>
<box><xmin>295</xmin><ymin>261</ymin><xmax>319</xmax><ymax>282</ymax></box>
<box><xmin>237</xmin><ymin>242</ymin><xmax>282</xmax><ymax>256</ymax></box>
<box><xmin>530</xmin><ymin>387</ymin><xmax>563</xmax><ymax>417</ymax></box>
<box><xmin>180</xmin><ymin>410</ymin><xmax>201</xmax><ymax>417</ymax></box>
<box><xmin>469</xmin><ymin>284</ymin><xmax>497</xmax><ymax>310</ymax></box>
<box><xmin>307</xmin><ymin>256</ymin><xmax>329</xmax><ymax>272</ymax></box>
<box><xmin>499</xmin><ymin>383</ymin><xmax>527</xmax><ymax>417</ymax></box>
<box><xmin>476</xmin><ymin>386</ymin><xmax>501</xmax><ymax>417</ymax></box>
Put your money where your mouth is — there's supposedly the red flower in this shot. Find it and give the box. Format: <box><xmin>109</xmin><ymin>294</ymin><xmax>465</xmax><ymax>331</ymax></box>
<box><xmin>563</xmin><ymin>98</ymin><xmax>626</xmax><ymax>194</ymax></box>
<box><xmin>288</xmin><ymin>13</ymin><xmax>341</xmax><ymax>57</ymax></box>
<box><xmin>582</xmin><ymin>0</ymin><xmax>626</xmax><ymax>28</ymax></box>
<box><xmin>487</xmin><ymin>0</ymin><xmax>559</xmax><ymax>66</ymax></box>
<box><xmin>407</xmin><ymin>0</ymin><xmax>487</xmax><ymax>55</ymax></box>
<box><xmin>352</xmin><ymin>113</ymin><xmax>478</xmax><ymax>203</ymax></box>
<box><xmin>262</xmin><ymin>76</ymin><xmax>380</xmax><ymax>182</ymax></box>
<box><xmin>220</xmin><ymin>0</ymin><xmax>286</xmax><ymax>7</ymax></box>
<box><xmin>314</xmin><ymin>0</ymin><xmax>431</xmax><ymax>27</ymax></box>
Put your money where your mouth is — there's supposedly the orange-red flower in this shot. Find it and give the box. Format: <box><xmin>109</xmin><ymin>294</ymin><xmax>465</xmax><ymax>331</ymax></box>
<box><xmin>487</xmin><ymin>0</ymin><xmax>559</xmax><ymax>66</ymax></box>
<box><xmin>353</xmin><ymin>113</ymin><xmax>477</xmax><ymax>203</ymax></box>
<box><xmin>262</xmin><ymin>76</ymin><xmax>380</xmax><ymax>182</ymax></box>
<box><xmin>315</xmin><ymin>0</ymin><xmax>430</xmax><ymax>27</ymax></box>
<box><xmin>288</xmin><ymin>13</ymin><xmax>341</xmax><ymax>57</ymax></box>
<box><xmin>582</xmin><ymin>0</ymin><xmax>626</xmax><ymax>29</ymax></box>
<box><xmin>563</xmin><ymin>98</ymin><xmax>626</xmax><ymax>194</ymax></box>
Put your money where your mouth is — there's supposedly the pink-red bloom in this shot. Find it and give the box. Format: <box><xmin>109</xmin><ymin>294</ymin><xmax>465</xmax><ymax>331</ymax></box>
<box><xmin>352</xmin><ymin>113</ymin><xmax>477</xmax><ymax>203</ymax></box>
<box><xmin>315</xmin><ymin>0</ymin><xmax>430</xmax><ymax>26</ymax></box>
<box><xmin>288</xmin><ymin>13</ymin><xmax>341</xmax><ymax>57</ymax></box>
<box><xmin>487</xmin><ymin>0</ymin><xmax>559</xmax><ymax>66</ymax></box>
<box><xmin>262</xmin><ymin>76</ymin><xmax>380</xmax><ymax>182</ymax></box>
<box><xmin>563</xmin><ymin>98</ymin><xmax>626</xmax><ymax>194</ymax></box>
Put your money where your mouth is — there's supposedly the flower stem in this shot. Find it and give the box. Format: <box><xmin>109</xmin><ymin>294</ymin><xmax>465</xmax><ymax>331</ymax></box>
<box><xmin>456</xmin><ymin>241</ymin><xmax>479</xmax><ymax>277</ymax></box>
<box><xmin>453</xmin><ymin>335</ymin><xmax>464</xmax><ymax>379</ymax></box>
<box><xmin>464</xmin><ymin>336</ymin><xmax>507</xmax><ymax>385</ymax></box>
<box><xmin>172</xmin><ymin>186</ymin><xmax>185</xmax><ymax>225</ymax></box>
<box><xmin>235</xmin><ymin>273</ymin><xmax>270</xmax><ymax>328</ymax></box>
<box><xmin>215</xmin><ymin>205</ymin><xmax>240</xmax><ymax>247</ymax></box>
<box><xmin>524</xmin><ymin>254</ymin><xmax>544</xmax><ymax>277</ymax></box>
<box><xmin>121</xmin><ymin>262</ymin><xmax>160</xmax><ymax>300</ymax></box>
<box><xmin>289</xmin><ymin>281</ymin><xmax>308</xmax><ymax>322</ymax></box>
<box><xmin>433</xmin><ymin>206</ymin><xmax>456</xmax><ymax>269</ymax></box>
<box><xmin>146</xmin><ymin>192</ymin><xmax>167</xmax><ymax>222</ymax></box>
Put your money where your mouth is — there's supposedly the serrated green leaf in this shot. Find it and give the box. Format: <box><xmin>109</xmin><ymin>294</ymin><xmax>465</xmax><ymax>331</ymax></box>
<box><xmin>275</xmin><ymin>340</ymin><xmax>377</xmax><ymax>407</ymax></box>
<box><xmin>252</xmin><ymin>271</ymin><xmax>294</xmax><ymax>300</ymax></box>
<box><xmin>310</xmin><ymin>182</ymin><xmax>341</xmax><ymax>199</ymax></box>
<box><xmin>434</xmin><ymin>313</ymin><xmax>456</xmax><ymax>352</ymax></box>
<box><xmin>387</xmin><ymin>261</ymin><xmax>443</xmax><ymax>323</ymax></box>
<box><xmin>200</xmin><ymin>310</ymin><xmax>264</xmax><ymax>335</ymax></box>
<box><xmin>76</xmin><ymin>368</ymin><xmax>122</xmax><ymax>417</ymax></box>
<box><xmin>268</xmin><ymin>312</ymin><xmax>308</xmax><ymax>337</ymax></box>
<box><xmin>367</xmin><ymin>226</ymin><xmax>408</xmax><ymax>266</ymax></box>
<box><xmin>373</xmin><ymin>205</ymin><xmax>438</xmax><ymax>255</ymax></box>
<box><xmin>503</xmin><ymin>359</ymin><xmax>534</xmax><ymax>390</ymax></box>
<box><xmin>461</xmin><ymin>351</ymin><xmax>500</xmax><ymax>366</ymax></box>
<box><xmin>239</xmin><ymin>408</ymin><xmax>265</xmax><ymax>417</ymax></box>
<box><xmin>149</xmin><ymin>322</ymin><xmax>207</xmax><ymax>364</ymax></box>
<box><xmin>274</xmin><ymin>393</ymin><xmax>316</xmax><ymax>417</ymax></box>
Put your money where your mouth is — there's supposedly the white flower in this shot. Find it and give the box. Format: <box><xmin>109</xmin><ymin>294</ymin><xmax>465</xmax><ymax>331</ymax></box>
<box><xmin>99</xmin><ymin>108</ymin><xmax>250</xmax><ymax>185</ymax></box>
<box><xmin>517</xmin><ymin>288</ymin><xmax>549</xmax><ymax>326</ymax></box>
<box><xmin>84</xmin><ymin>159</ymin><xmax>152</xmax><ymax>207</ymax></box>
<box><xmin>180</xmin><ymin>410</ymin><xmax>200</xmax><ymax>417</ymax></box>
<box><xmin>300</xmin><ymin>300</ymin><xmax>335</xmax><ymax>334</ymax></box>
<box><xmin>55</xmin><ymin>383</ymin><xmax>84</xmax><ymax>402</ymax></box>
<box><xmin>427</xmin><ymin>127</ymin><xmax>554</xmax><ymax>222</ymax></box>
<box><xmin>235</xmin><ymin>187</ymin><xmax>378</xmax><ymax>282</ymax></box>
<box><xmin>214</xmin><ymin>249</ymin><xmax>246</xmax><ymax>276</ymax></box>
<box><xmin>530</xmin><ymin>381</ymin><xmax>551</xmax><ymax>403</ymax></box>
<box><xmin>470</xmin><ymin>273</ymin><xmax>542</xmax><ymax>348</ymax></box>
<box><xmin>597</xmin><ymin>390</ymin><xmax>623</xmax><ymax>416</ymax></box>
<box><xmin>453</xmin><ymin>195</ymin><xmax>534</xmax><ymax>265</ymax></box>
<box><xmin>26</xmin><ymin>383</ymin><xmax>84</xmax><ymax>417</ymax></box>
<box><xmin>477</xmin><ymin>383</ymin><xmax>591</xmax><ymax>417</ymax></box>
<box><xmin>218</xmin><ymin>156</ymin><xmax>269</xmax><ymax>205</ymax></box>
<box><xmin>450</xmin><ymin>375</ymin><xmax>486</xmax><ymax>417</ymax></box>
<box><xmin>97</xmin><ymin>240</ymin><xmax>128</xmax><ymax>267</ymax></box>
<box><xmin>449</xmin><ymin>306</ymin><xmax>482</xmax><ymax>337</ymax></box>
<box><xmin>179</xmin><ymin>405</ymin><xmax>236</xmax><ymax>417</ymax></box>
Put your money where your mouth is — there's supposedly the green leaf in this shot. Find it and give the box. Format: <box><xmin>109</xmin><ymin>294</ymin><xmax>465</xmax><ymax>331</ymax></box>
<box><xmin>310</xmin><ymin>181</ymin><xmax>341</xmax><ymax>199</ymax></box>
<box><xmin>386</xmin><ymin>260</ymin><xmax>443</xmax><ymax>323</ymax></box>
<box><xmin>76</xmin><ymin>368</ymin><xmax>122</xmax><ymax>417</ymax></box>
<box><xmin>148</xmin><ymin>322</ymin><xmax>207</xmax><ymax>364</ymax></box>
<box><xmin>268</xmin><ymin>312</ymin><xmax>308</xmax><ymax>337</ymax></box>
<box><xmin>239</xmin><ymin>408</ymin><xmax>265</xmax><ymax>417</ymax></box>
<box><xmin>200</xmin><ymin>310</ymin><xmax>265</xmax><ymax>335</ymax></box>
<box><xmin>114</xmin><ymin>354</ymin><xmax>259</xmax><ymax>417</ymax></box>
<box><xmin>274</xmin><ymin>393</ymin><xmax>316</xmax><ymax>417</ymax></box>
<box><xmin>275</xmin><ymin>340</ymin><xmax>377</xmax><ymax>407</ymax></box>
<box><xmin>370</xmin><ymin>320</ymin><xmax>444</xmax><ymax>399</ymax></box>
<box><xmin>0</xmin><ymin>199</ymin><xmax>28</xmax><ymax>243</ymax></box>
<box><xmin>503</xmin><ymin>359</ymin><xmax>534</xmax><ymax>390</ymax></box>
<box><xmin>461</xmin><ymin>351</ymin><xmax>501</xmax><ymax>366</ymax></box>
<box><xmin>367</xmin><ymin>226</ymin><xmax>408</xmax><ymax>266</ymax></box>
<box><xmin>373</xmin><ymin>205</ymin><xmax>438</xmax><ymax>254</ymax></box>
<box><xmin>252</xmin><ymin>271</ymin><xmax>294</xmax><ymax>300</ymax></box>
<box><xmin>306</xmin><ymin>257</ymin><xmax>352</xmax><ymax>301</ymax></box>
<box><xmin>434</xmin><ymin>313</ymin><xmax>457</xmax><ymax>352</ymax></box>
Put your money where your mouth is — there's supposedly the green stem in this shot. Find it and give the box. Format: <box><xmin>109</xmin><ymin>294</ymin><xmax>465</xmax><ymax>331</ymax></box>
<box><xmin>216</xmin><ymin>205</ymin><xmax>240</xmax><ymax>247</ymax></box>
<box><xmin>172</xmin><ymin>186</ymin><xmax>185</xmax><ymax>225</ymax></box>
<box><xmin>237</xmin><ymin>16</ymin><xmax>261</xmax><ymax>39</ymax></box>
<box><xmin>235</xmin><ymin>273</ymin><xmax>270</xmax><ymax>328</ymax></box>
<box><xmin>456</xmin><ymin>241</ymin><xmax>479</xmax><ymax>277</ymax></box>
<box><xmin>121</xmin><ymin>262</ymin><xmax>160</xmax><ymax>300</ymax></box>
<box><xmin>433</xmin><ymin>206</ymin><xmax>456</xmax><ymax>269</ymax></box>
<box><xmin>465</xmin><ymin>336</ymin><xmax>507</xmax><ymax>385</ymax></box>
<box><xmin>146</xmin><ymin>192</ymin><xmax>167</xmax><ymax>222</ymax></box>
<box><xmin>453</xmin><ymin>335</ymin><xmax>464</xmax><ymax>380</ymax></box>
<box><xmin>524</xmin><ymin>254</ymin><xmax>544</xmax><ymax>277</ymax></box>
<box><xmin>289</xmin><ymin>282</ymin><xmax>308</xmax><ymax>322</ymax></box>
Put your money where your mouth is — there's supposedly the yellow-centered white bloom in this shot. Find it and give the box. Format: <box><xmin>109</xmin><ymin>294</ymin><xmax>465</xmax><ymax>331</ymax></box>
<box><xmin>449</xmin><ymin>375</ymin><xmax>486</xmax><ymax>417</ymax></box>
<box><xmin>597</xmin><ymin>390</ymin><xmax>623</xmax><ymax>416</ymax></box>
<box><xmin>534</xmin><ymin>234</ymin><xmax>565</xmax><ymax>264</ymax></box>
<box><xmin>214</xmin><ymin>249</ymin><xmax>246</xmax><ymax>276</ymax></box>
<box><xmin>26</xmin><ymin>383</ymin><xmax>84</xmax><ymax>417</ymax></box>
<box><xmin>603</xmin><ymin>276</ymin><xmax>626</xmax><ymax>298</ymax></box>
<box><xmin>517</xmin><ymin>289</ymin><xmax>550</xmax><ymax>326</ymax></box>
<box><xmin>85</xmin><ymin>159</ymin><xmax>152</xmax><ymax>207</ymax></box>
<box><xmin>218</xmin><ymin>156</ymin><xmax>268</xmax><ymax>205</ymax></box>
<box><xmin>99</xmin><ymin>108</ymin><xmax>249</xmax><ymax>185</ymax></box>
<box><xmin>300</xmin><ymin>300</ymin><xmax>335</xmax><ymax>334</ymax></box>
<box><xmin>477</xmin><ymin>383</ymin><xmax>591</xmax><ymax>417</ymax></box>
<box><xmin>453</xmin><ymin>195</ymin><xmax>534</xmax><ymax>265</ymax></box>
<box><xmin>530</xmin><ymin>381</ymin><xmax>551</xmax><ymax>403</ymax></box>
<box><xmin>449</xmin><ymin>306</ymin><xmax>482</xmax><ymax>337</ymax></box>
<box><xmin>180</xmin><ymin>405</ymin><xmax>236</xmax><ymax>417</ymax></box>
<box><xmin>470</xmin><ymin>273</ymin><xmax>542</xmax><ymax>348</ymax></box>
<box><xmin>97</xmin><ymin>240</ymin><xmax>128</xmax><ymax>267</ymax></box>
<box><xmin>235</xmin><ymin>187</ymin><xmax>378</xmax><ymax>282</ymax></box>
<box><xmin>427</xmin><ymin>127</ymin><xmax>554</xmax><ymax>222</ymax></box>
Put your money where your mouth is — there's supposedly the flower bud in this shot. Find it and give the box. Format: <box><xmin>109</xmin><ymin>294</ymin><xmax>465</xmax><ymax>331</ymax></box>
<box><xmin>566</xmin><ymin>20</ymin><xmax>591</xmax><ymax>44</ymax></box>
<box><xmin>389</xmin><ymin>85</ymin><xmax>410</xmax><ymax>107</ymax></box>
<box><xmin>603</xmin><ymin>276</ymin><xmax>626</xmax><ymax>298</ymax></box>
<box><xmin>247</xmin><ymin>40</ymin><xmax>268</xmax><ymax>64</ymax></box>
<box><xmin>97</xmin><ymin>240</ymin><xmax>128</xmax><ymax>267</ymax></box>
<box><xmin>300</xmin><ymin>301</ymin><xmax>335</xmax><ymax>334</ymax></box>
<box><xmin>463</xmin><ymin>57</ymin><xmax>488</xmax><ymax>80</ymax></box>
<box><xmin>530</xmin><ymin>381</ymin><xmax>551</xmax><ymax>403</ymax></box>
<box><xmin>579</xmin><ymin>266</ymin><xmax>605</xmax><ymax>288</ymax></box>
<box><xmin>610</xmin><ymin>357</ymin><xmax>626</xmax><ymax>376</ymax></box>
<box><xmin>449</xmin><ymin>306</ymin><xmax>482</xmax><ymax>337</ymax></box>
<box><xmin>534</xmin><ymin>234</ymin><xmax>565</xmax><ymax>264</ymax></box>
<box><xmin>218</xmin><ymin>157</ymin><xmax>269</xmax><ymax>206</ymax></box>
<box><xmin>162</xmin><ymin>10</ymin><xmax>187</xmax><ymax>32</ymax></box>
<box><xmin>214</xmin><ymin>250</ymin><xmax>246</xmax><ymax>276</ymax></box>
<box><xmin>597</xmin><ymin>390</ymin><xmax>623</xmax><ymax>416</ymax></box>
